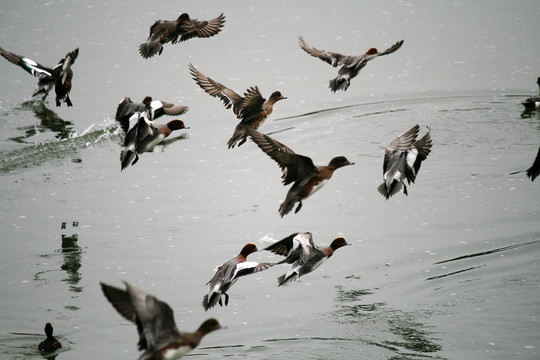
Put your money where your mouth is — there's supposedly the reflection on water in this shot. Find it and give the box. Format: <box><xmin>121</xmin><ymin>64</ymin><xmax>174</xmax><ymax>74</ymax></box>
<box><xmin>61</xmin><ymin>221</ymin><xmax>83</xmax><ymax>293</ymax></box>
<box><xmin>11</xmin><ymin>101</ymin><xmax>74</xmax><ymax>143</ymax></box>
<box><xmin>333</xmin><ymin>285</ymin><xmax>443</xmax><ymax>359</ymax></box>
<box><xmin>520</xmin><ymin>107</ymin><xmax>540</xmax><ymax>119</ymax></box>
<box><xmin>156</xmin><ymin>132</ymin><xmax>189</xmax><ymax>149</ymax></box>
<box><xmin>34</xmin><ymin>221</ymin><xmax>83</xmax><ymax>298</ymax></box>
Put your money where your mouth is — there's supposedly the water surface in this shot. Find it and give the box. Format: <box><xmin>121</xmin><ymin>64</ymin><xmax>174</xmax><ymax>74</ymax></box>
<box><xmin>0</xmin><ymin>1</ymin><xmax>539</xmax><ymax>359</ymax></box>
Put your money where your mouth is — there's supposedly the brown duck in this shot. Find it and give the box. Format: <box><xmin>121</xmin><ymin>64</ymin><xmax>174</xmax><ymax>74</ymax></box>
<box><xmin>189</xmin><ymin>63</ymin><xmax>286</xmax><ymax>148</ymax></box>
<box><xmin>139</xmin><ymin>13</ymin><xmax>225</xmax><ymax>58</ymax></box>
<box><xmin>246</xmin><ymin>127</ymin><xmax>354</xmax><ymax>217</ymax></box>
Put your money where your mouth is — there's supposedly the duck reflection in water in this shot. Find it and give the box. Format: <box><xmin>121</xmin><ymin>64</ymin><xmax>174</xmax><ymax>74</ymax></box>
<box><xmin>10</xmin><ymin>101</ymin><xmax>74</xmax><ymax>143</ymax></box>
<box><xmin>61</xmin><ymin>221</ymin><xmax>83</xmax><ymax>293</ymax></box>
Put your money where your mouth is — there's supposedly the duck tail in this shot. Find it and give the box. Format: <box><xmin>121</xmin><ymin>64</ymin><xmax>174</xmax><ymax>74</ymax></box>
<box><xmin>65</xmin><ymin>95</ymin><xmax>73</xmax><ymax>107</ymax></box>
<box><xmin>202</xmin><ymin>293</ymin><xmax>221</xmax><ymax>311</ymax></box>
<box><xmin>277</xmin><ymin>273</ymin><xmax>298</xmax><ymax>286</ymax></box>
<box><xmin>329</xmin><ymin>76</ymin><xmax>350</xmax><ymax>92</ymax></box>
<box><xmin>120</xmin><ymin>149</ymin><xmax>137</xmax><ymax>171</ymax></box>
<box><xmin>138</xmin><ymin>42</ymin><xmax>162</xmax><ymax>59</ymax></box>
<box><xmin>377</xmin><ymin>181</ymin><xmax>402</xmax><ymax>199</ymax></box>
<box><xmin>227</xmin><ymin>122</ymin><xmax>248</xmax><ymax>149</ymax></box>
<box><xmin>278</xmin><ymin>199</ymin><xmax>296</xmax><ymax>217</ymax></box>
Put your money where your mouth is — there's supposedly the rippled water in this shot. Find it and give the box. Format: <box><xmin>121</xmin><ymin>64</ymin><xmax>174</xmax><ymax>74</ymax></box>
<box><xmin>1</xmin><ymin>1</ymin><xmax>539</xmax><ymax>360</ymax></box>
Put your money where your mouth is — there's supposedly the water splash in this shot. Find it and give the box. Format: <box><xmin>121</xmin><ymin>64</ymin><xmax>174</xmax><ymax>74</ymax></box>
<box><xmin>0</xmin><ymin>117</ymin><xmax>120</xmax><ymax>174</ymax></box>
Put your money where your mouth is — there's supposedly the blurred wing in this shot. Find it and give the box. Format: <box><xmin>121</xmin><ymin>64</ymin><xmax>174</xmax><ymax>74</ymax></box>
<box><xmin>124</xmin><ymin>282</ymin><xmax>181</xmax><ymax>351</ymax></box>
<box><xmin>100</xmin><ymin>282</ymin><xmax>137</xmax><ymax>323</ymax></box>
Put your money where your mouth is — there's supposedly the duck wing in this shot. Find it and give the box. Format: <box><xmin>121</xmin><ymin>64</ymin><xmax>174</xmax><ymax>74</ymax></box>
<box><xmin>246</xmin><ymin>127</ymin><xmax>319</xmax><ymax>186</ymax></box>
<box><xmin>0</xmin><ymin>46</ymin><xmax>53</xmax><ymax>78</ymax></box>
<box><xmin>178</xmin><ymin>13</ymin><xmax>226</xmax><ymax>43</ymax></box>
<box><xmin>265</xmin><ymin>232</ymin><xmax>314</xmax><ymax>264</ymax></box>
<box><xmin>383</xmin><ymin>124</ymin><xmax>419</xmax><ymax>174</ymax></box>
<box><xmin>411</xmin><ymin>127</ymin><xmax>432</xmax><ymax>174</ymax></box>
<box><xmin>376</xmin><ymin>40</ymin><xmax>404</xmax><ymax>57</ymax></box>
<box><xmin>160</xmin><ymin>101</ymin><xmax>189</xmax><ymax>116</ymax></box>
<box><xmin>189</xmin><ymin>63</ymin><xmax>244</xmax><ymax>117</ymax></box>
<box><xmin>54</xmin><ymin>48</ymin><xmax>78</xmax><ymax>81</ymax></box>
<box><xmin>239</xmin><ymin>86</ymin><xmax>265</xmax><ymax>123</ymax></box>
<box><xmin>123</xmin><ymin>282</ymin><xmax>181</xmax><ymax>352</ymax></box>
<box><xmin>298</xmin><ymin>36</ymin><xmax>348</xmax><ymax>67</ymax></box>
<box><xmin>233</xmin><ymin>261</ymin><xmax>274</xmax><ymax>278</ymax></box>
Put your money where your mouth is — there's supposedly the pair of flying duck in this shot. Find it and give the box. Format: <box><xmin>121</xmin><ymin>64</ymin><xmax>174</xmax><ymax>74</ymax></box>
<box><xmin>115</xmin><ymin>96</ymin><xmax>189</xmax><ymax>171</ymax></box>
<box><xmin>202</xmin><ymin>233</ymin><xmax>351</xmax><ymax>311</ymax></box>
<box><xmin>138</xmin><ymin>12</ymin><xmax>402</xmax><ymax>94</ymax></box>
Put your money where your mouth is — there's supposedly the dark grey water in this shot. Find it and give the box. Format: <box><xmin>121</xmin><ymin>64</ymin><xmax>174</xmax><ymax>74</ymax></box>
<box><xmin>1</xmin><ymin>1</ymin><xmax>539</xmax><ymax>359</ymax></box>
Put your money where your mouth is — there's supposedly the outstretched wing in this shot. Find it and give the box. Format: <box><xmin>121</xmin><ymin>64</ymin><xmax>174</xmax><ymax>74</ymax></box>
<box><xmin>377</xmin><ymin>40</ymin><xmax>404</xmax><ymax>57</ymax></box>
<box><xmin>387</xmin><ymin>124</ymin><xmax>419</xmax><ymax>152</ymax></box>
<box><xmin>160</xmin><ymin>101</ymin><xmax>189</xmax><ymax>116</ymax></box>
<box><xmin>298</xmin><ymin>36</ymin><xmax>349</xmax><ymax>67</ymax></box>
<box><xmin>178</xmin><ymin>13</ymin><xmax>226</xmax><ymax>43</ymax></box>
<box><xmin>189</xmin><ymin>63</ymin><xmax>244</xmax><ymax>116</ymax></box>
<box><xmin>246</xmin><ymin>127</ymin><xmax>319</xmax><ymax>186</ymax></box>
<box><xmin>0</xmin><ymin>46</ymin><xmax>53</xmax><ymax>78</ymax></box>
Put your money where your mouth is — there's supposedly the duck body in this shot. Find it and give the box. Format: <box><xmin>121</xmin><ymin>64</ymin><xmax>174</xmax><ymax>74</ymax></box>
<box><xmin>378</xmin><ymin>124</ymin><xmax>432</xmax><ymax>199</ymax></box>
<box><xmin>120</xmin><ymin>114</ymin><xmax>188</xmax><ymax>171</ymax></box>
<box><xmin>203</xmin><ymin>243</ymin><xmax>272</xmax><ymax>311</ymax></box>
<box><xmin>101</xmin><ymin>281</ymin><xmax>221</xmax><ymax>360</ymax></box>
<box><xmin>189</xmin><ymin>63</ymin><xmax>286</xmax><ymax>148</ymax></box>
<box><xmin>0</xmin><ymin>46</ymin><xmax>79</xmax><ymax>106</ymax></box>
<box><xmin>298</xmin><ymin>37</ymin><xmax>403</xmax><ymax>92</ymax></box>
<box><xmin>115</xmin><ymin>96</ymin><xmax>188</xmax><ymax>133</ymax></box>
<box><xmin>265</xmin><ymin>233</ymin><xmax>351</xmax><ymax>286</ymax></box>
<box><xmin>245</xmin><ymin>127</ymin><xmax>354</xmax><ymax>217</ymax></box>
<box><xmin>139</xmin><ymin>13</ymin><xmax>225</xmax><ymax>58</ymax></box>
<box><xmin>38</xmin><ymin>323</ymin><xmax>62</xmax><ymax>353</ymax></box>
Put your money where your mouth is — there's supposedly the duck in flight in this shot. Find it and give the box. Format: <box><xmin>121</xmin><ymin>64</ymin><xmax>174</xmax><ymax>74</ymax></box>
<box><xmin>0</xmin><ymin>46</ymin><xmax>79</xmax><ymax>106</ymax></box>
<box><xmin>139</xmin><ymin>13</ymin><xmax>225</xmax><ymax>58</ymax></box>
<box><xmin>101</xmin><ymin>281</ymin><xmax>222</xmax><ymax>360</ymax></box>
<box><xmin>265</xmin><ymin>232</ymin><xmax>351</xmax><ymax>286</ymax></box>
<box><xmin>246</xmin><ymin>127</ymin><xmax>354</xmax><ymax>217</ymax></box>
<box><xmin>189</xmin><ymin>63</ymin><xmax>286</xmax><ymax>148</ymax></box>
<box><xmin>298</xmin><ymin>36</ymin><xmax>403</xmax><ymax>92</ymax></box>
<box><xmin>378</xmin><ymin>124</ymin><xmax>432</xmax><ymax>199</ymax></box>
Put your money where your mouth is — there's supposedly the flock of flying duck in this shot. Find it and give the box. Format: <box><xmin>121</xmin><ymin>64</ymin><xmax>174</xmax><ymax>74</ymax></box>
<box><xmin>2</xmin><ymin>10</ymin><xmax>539</xmax><ymax>360</ymax></box>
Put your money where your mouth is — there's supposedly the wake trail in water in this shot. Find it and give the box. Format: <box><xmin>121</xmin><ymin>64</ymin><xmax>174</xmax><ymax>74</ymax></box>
<box><xmin>434</xmin><ymin>239</ymin><xmax>540</xmax><ymax>265</ymax></box>
<box><xmin>0</xmin><ymin>117</ymin><xmax>121</xmax><ymax>174</ymax></box>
